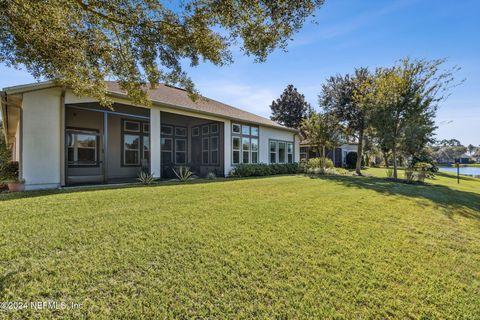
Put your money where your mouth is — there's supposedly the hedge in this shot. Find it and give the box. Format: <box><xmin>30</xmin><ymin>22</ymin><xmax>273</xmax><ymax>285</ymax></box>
<box><xmin>231</xmin><ymin>163</ymin><xmax>300</xmax><ymax>177</ymax></box>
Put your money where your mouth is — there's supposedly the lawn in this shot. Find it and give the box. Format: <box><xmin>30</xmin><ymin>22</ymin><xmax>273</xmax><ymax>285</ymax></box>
<box><xmin>1</xmin><ymin>169</ymin><xmax>479</xmax><ymax>318</ymax></box>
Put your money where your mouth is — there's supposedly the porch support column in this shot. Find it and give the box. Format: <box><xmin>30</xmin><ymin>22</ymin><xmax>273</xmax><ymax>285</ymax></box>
<box><xmin>60</xmin><ymin>89</ymin><xmax>66</xmax><ymax>186</ymax></box>
<box><xmin>103</xmin><ymin>112</ymin><xmax>108</xmax><ymax>184</ymax></box>
<box><xmin>223</xmin><ymin>119</ymin><xmax>231</xmax><ymax>177</ymax></box>
<box><xmin>150</xmin><ymin>106</ymin><xmax>161</xmax><ymax>179</ymax></box>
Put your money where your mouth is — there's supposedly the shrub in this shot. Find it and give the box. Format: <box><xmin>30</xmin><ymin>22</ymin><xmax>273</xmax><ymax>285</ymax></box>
<box><xmin>386</xmin><ymin>168</ymin><xmax>394</xmax><ymax>178</ymax></box>
<box><xmin>231</xmin><ymin>163</ymin><xmax>299</xmax><ymax>177</ymax></box>
<box><xmin>414</xmin><ymin>162</ymin><xmax>434</xmax><ymax>183</ymax></box>
<box><xmin>304</xmin><ymin>157</ymin><xmax>334</xmax><ymax>170</ymax></box>
<box><xmin>172</xmin><ymin>166</ymin><xmax>194</xmax><ymax>182</ymax></box>
<box><xmin>345</xmin><ymin>152</ymin><xmax>364</xmax><ymax>169</ymax></box>
<box><xmin>335</xmin><ymin>168</ymin><xmax>349</xmax><ymax>176</ymax></box>
<box><xmin>404</xmin><ymin>168</ymin><xmax>415</xmax><ymax>183</ymax></box>
<box><xmin>1</xmin><ymin>161</ymin><xmax>20</xmax><ymax>182</ymax></box>
<box><xmin>137</xmin><ymin>171</ymin><xmax>155</xmax><ymax>185</ymax></box>
<box><xmin>411</xmin><ymin>155</ymin><xmax>438</xmax><ymax>173</ymax></box>
<box><xmin>206</xmin><ymin>171</ymin><xmax>217</xmax><ymax>179</ymax></box>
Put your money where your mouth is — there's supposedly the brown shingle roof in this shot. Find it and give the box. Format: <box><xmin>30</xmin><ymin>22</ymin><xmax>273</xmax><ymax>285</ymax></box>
<box><xmin>105</xmin><ymin>81</ymin><xmax>295</xmax><ymax>131</ymax></box>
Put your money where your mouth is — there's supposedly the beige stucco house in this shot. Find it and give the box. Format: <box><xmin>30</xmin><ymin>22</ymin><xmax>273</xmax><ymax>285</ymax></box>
<box><xmin>1</xmin><ymin>81</ymin><xmax>300</xmax><ymax>190</ymax></box>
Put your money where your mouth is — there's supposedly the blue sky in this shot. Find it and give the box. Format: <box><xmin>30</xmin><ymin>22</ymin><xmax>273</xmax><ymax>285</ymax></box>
<box><xmin>1</xmin><ymin>0</ymin><xmax>479</xmax><ymax>145</ymax></box>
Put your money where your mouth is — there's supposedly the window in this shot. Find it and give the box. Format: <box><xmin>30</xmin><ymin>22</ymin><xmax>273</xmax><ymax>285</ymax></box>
<box><xmin>67</xmin><ymin>130</ymin><xmax>98</xmax><ymax>166</ymax></box>
<box><xmin>161</xmin><ymin>137</ymin><xmax>173</xmax><ymax>164</ymax></box>
<box><xmin>300</xmin><ymin>147</ymin><xmax>308</xmax><ymax>161</ymax></box>
<box><xmin>231</xmin><ymin>123</ymin><xmax>259</xmax><ymax>165</ymax></box>
<box><xmin>211</xmin><ymin>136</ymin><xmax>218</xmax><ymax>164</ymax></box>
<box><xmin>143</xmin><ymin>136</ymin><xmax>150</xmax><ymax>161</ymax></box>
<box><xmin>278</xmin><ymin>142</ymin><xmax>286</xmax><ymax>163</ymax></box>
<box><xmin>124</xmin><ymin>134</ymin><xmax>140</xmax><ymax>165</ymax></box>
<box><xmin>161</xmin><ymin>125</ymin><xmax>173</xmax><ymax>135</ymax></box>
<box><xmin>196</xmin><ymin>122</ymin><xmax>220</xmax><ymax>166</ymax></box>
<box><xmin>232</xmin><ymin>136</ymin><xmax>240</xmax><ymax>164</ymax></box>
<box><xmin>287</xmin><ymin>143</ymin><xmax>294</xmax><ymax>163</ymax></box>
<box><xmin>175</xmin><ymin>139</ymin><xmax>186</xmax><ymax>164</ymax></box>
<box><xmin>124</xmin><ymin>121</ymin><xmax>140</xmax><ymax>132</ymax></box>
<box><xmin>242</xmin><ymin>137</ymin><xmax>250</xmax><ymax>163</ymax></box>
<box><xmin>251</xmin><ymin>138</ymin><xmax>258</xmax><ymax>164</ymax></box>
<box><xmin>175</xmin><ymin>126</ymin><xmax>186</xmax><ymax>137</ymax></box>
<box><xmin>122</xmin><ymin>119</ymin><xmax>149</xmax><ymax>166</ymax></box>
<box><xmin>192</xmin><ymin>127</ymin><xmax>199</xmax><ymax>136</ymax></box>
<box><xmin>269</xmin><ymin>140</ymin><xmax>294</xmax><ymax>164</ymax></box>
<box><xmin>202</xmin><ymin>137</ymin><xmax>209</xmax><ymax>165</ymax></box>
<box><xmin>202</xmin><ymin>125</ymin><xmax>209</xmax><ymax>135</ymax></box>
<box><xmin>270</xmin><ymin>141</ymin><xmax>277</xmax><ymax>164</ymax></box>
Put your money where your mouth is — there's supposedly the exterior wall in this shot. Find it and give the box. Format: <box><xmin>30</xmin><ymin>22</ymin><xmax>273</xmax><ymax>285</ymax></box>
<box><xmin>259</xmin><ymin>126</ymin><xmax>296</xmax><ymax>164</ymax></box>
<box><xmin>17</xmin><ymin>87</ymin><xmax>297</xmax><ymax>189</ymax></box>
<box><xmin>14</xmin><ymin>121</ymin><xmax>20</xmax><ymax>162</ymax></box>
<box><xmin>223</xmin><ymin>119</ymin><xmax>232</xmax><ymax>176</ymax></box>
<box><xmin>150</xmin><ymin>106</ymin><xmax>161</xmax><ymax>178</ymax></box>
<box><xmin>21</xmin><ymin>88</ymin><xmax>62</xmax><ymax>189</ymax></box>
<box><xmin>294</xmin><ymin>135</ymin><xmax>300</xmax><ymax>163</ymax></box>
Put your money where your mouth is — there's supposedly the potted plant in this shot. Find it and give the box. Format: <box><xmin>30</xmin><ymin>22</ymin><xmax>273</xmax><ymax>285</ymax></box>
<box><xmin>5</xmin><ymin>177</ymin><xmax>25</xmax><ymax>192</ymax></box>
<box><xmin>1</xmin><ymin>161</ymin><xmax>25</xmax><ymax>192</ymax></box>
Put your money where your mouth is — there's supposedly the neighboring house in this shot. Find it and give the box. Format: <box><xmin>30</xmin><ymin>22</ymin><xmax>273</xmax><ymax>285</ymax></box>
<box><xmin>1</xmin><ymin>81</ymin><xmax>300</xmax><ymax>190</ymax></box>
<box><xmin>300</xmin><ymin>141</ymin><xmax>358</xmax><ymax>167</ymax></box>
<box><xmin>455</xmin><ymin>154</ymin><xmax>473</xmax><ymax>164</ymax></box>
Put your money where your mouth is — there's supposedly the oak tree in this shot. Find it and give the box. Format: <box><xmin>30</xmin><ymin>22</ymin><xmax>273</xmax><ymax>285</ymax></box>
<box><xmin>1</xmin><ymin>0</ymin><xmax>325</xmax><ymax>106</ymax></box>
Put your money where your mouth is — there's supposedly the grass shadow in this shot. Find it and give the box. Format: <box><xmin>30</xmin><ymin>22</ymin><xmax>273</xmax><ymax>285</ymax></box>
<box><xmin>0</xmin><ymin>174</ymin><xmax>302</xmax><ymax>202</ymax></box>
<box><xmin>313</xmin><ymin>174</ymin><xmax>480</xmax><ymax>221</ymax></box>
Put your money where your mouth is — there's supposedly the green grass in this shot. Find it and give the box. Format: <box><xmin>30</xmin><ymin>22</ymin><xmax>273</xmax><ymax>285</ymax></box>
<box><xmin>1</xmin><ymin>170</ymin><xmax>479</xmax><ymax>318</ymax></box>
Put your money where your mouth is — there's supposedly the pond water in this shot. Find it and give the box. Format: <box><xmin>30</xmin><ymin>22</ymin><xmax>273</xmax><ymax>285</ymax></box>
<box><xmin>439</xmin><ymin>166</ymin><xmax>480</xmax><ymax>177</ymax></box>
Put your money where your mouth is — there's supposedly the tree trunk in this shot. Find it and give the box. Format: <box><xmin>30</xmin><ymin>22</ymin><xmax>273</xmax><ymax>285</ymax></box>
<box><xmin>355</xmin><ymin>128</ymin><xmax>364</xmax><ymax>175</ymax></box>
<box><xmin>322</xmin><ymin>145</ymin><xmax>326</xmax><ymax>170</ymax></box>
<box><xmin>392</xmin><ymin>143</ymin><xmax>398</xmax><ymax>179</ymax></box>
<box><xmin>383</xmin><ymin>152</ymin><xmax>389</xmax><ymax>168</ymax></box>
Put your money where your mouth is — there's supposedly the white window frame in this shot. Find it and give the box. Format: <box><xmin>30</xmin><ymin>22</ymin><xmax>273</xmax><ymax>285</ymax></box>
<box><xmin>232</xmin><ymin>136</ymin><xmax>240</xmax><ymax>165</ymax></box>
<box><xmin>210</xmin><ymin>136</ymin><xmax>219</xmax><ymax>165</ymax></box>
<box><xmin>124</xmin><ymin>120</ymin><xmax>141</xmax><ymax>132</ymax></box>
<box><xmin>123</xmin><ymin>134</ymin><xmax>141</xmax><ymax>166</ymax></box>
<box><xmin>192</xmin><ymin>126</ymin><xmax>199</xmax><ymax>137</ymax></box>
<box><xmin>241</xmin><ymin>137</ymin><xmax>250</xmax><ymax>164</ymax></box>
<box><xmin>161</xmin><ymin>125</ymin><xmax>173</xmax><ymax>135</ymax></box>
<box><xmin>175</xmin><ymin>126</ymin><xmax>187</xmax><ymax>137</ymax></box>
<box><xmin>269</xmin><ymin>139</ymin><xmax>294</xmax><ymax>164</ymax></box>
<box><xmin>202</xmin><ymin>137</ymin><xmax>209</xmax><ymax>165</ymax></box>
<box><xmin>67</xmin><ymin>130</ymin><xmax>98</xmax><ymax>166</ymax></box>
<box><xmin>251</xmin><ymin>137</ymin><xmax>259</xmax><ymax>164</ymax></box>
<box><xmin>175</xmin><ymin>138</ymin><xmax>187</xmax><ymax>165</ymax></box>
<box><xmin>287</xmin><ymin>143</ymin><xmax>294</xmax><ymax>163</ymax></box>
<box><xmin>231</xmin><ymin>123</ymin><xmax>259</xmax><ymax>165</ymax></box>
<box><xmin>161</xmin><ymin>137</ymin><xmax>173</xmax><ymax>164</ymax></box>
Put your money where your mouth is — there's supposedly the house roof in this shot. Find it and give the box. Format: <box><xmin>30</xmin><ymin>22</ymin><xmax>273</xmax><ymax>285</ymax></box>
<box><xmin>2</xmin><ymin>80</ymin><xmax>296</xmax><ymax>132</ymax></box>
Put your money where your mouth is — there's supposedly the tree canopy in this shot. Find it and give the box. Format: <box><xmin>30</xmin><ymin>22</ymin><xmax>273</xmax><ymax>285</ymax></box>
<box><xmin>270</xmin><ymin>84</ymin><xmax>311</xmax><ymax>129</ymax></box>
<box><xmin>301</xmin><ymin>111</ymin><xmax>341</xmax><ymax>167</ymax></box>
<box><xmin>320</xmin><ymin>67</ymin><xmax>373</xmax><ymax>174</ymax></box>
<box><xmin>0</xmin><ymin>0</ymin><xmax>325</xmax><ymax>106</ymax></box>
<box><xmin>368</xmin><ymin>58</ymin><xmax>458</xmax><ymax>178</ymax></box>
